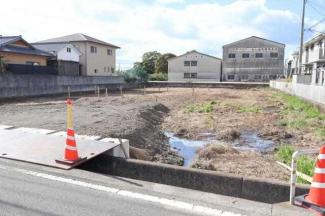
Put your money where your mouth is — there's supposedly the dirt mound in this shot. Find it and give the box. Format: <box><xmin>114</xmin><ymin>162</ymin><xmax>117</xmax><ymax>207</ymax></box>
<box><xmin>130</xmin><ymin>147</ymin><xmax>149</xmax><ymax>160</ymax></box>
<box><xmin>153</xmin><ymin>103</ymin><xmax>170</xmax><ymax>113</ymax></box>
<box><xmin>218</xmin><ymin>129</ymin><xmax>241</xmax><ymax>141</ymax></box>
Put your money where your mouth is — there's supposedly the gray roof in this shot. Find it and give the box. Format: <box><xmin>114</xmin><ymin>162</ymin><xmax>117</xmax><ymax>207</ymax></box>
<box><xmin>32</xmin><ymin>42</ymin><xmax>70</xmax><ymax>53</ymax></box>
<box><xmin>168</xmin><ymin>50</ymin><xmax>222</xmax><ymax>61</ymax></box>
<box><xmin>0</xmin><ymin>36</ymin><xmax>53</xmax><ymax>57</ymax></box>
<box><xmin>222</xmin><ymin>36</ymin><xmax>285</xmax><ymax>48</ymax></box>
<box><xmin>36</xmin><ymin>33</ymin><xmax>120</xmax><ymax>48</ymax></box>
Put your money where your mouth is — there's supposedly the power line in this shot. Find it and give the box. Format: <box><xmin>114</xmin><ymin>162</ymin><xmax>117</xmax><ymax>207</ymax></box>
<box><xmin>308</xmin><ymin>0</ymin><xmax>325</xmax><ymax>10</ymax></box>
<box><xmin>307</xmin><ymin>1</ymin><xmax>325</xmax><ymax>16</ymax></box>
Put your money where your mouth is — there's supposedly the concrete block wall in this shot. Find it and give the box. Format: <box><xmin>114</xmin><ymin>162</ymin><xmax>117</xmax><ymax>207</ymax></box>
<box><xmin>0</xmin><ymin>75</ymin><xmax>124</xmax><ymax>98</ymax></box>
<box><xmin>270</xmin><ymin>80</ymin><xmax>325</xmax><ymax>107</ymax></box>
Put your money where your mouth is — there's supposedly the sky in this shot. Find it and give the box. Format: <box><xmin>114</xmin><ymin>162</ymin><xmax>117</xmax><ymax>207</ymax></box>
<box><xmin>1</xmin><ymin>0</ymin><xmax>325</xmax><ymax>69</ymax></box>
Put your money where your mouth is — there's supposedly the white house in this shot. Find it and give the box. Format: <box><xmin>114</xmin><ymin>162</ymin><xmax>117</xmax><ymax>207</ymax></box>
<box><xmin>168</xmin><ymin>50</ymin><xmax>222</xmax><ymax>82</ymax></box>
<box><xmin>32</xmin><ymin>42</ymin><xmax>82</xmax><ymax>62</ymax></box>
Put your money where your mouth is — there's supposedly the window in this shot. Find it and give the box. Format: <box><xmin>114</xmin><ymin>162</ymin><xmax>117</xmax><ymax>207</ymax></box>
<box><xmin>269</xmin><ymin>75</ymin><xmax>277</xmax><ymax>80</ymax></box>
<box><xmin>184</xmin><ymin>73</ymin><xmax>190</xmax><ymax>78</ymax></box>
<box><xmin>111</xmin><ymin>67</ymin><xmax>115</xmax><ymax>73</ymax></box>
<box><xmin>26</xmin><ymin>61</ymin><xmax>40</xmax><ymax>66</ymax></box>
<box><xmin>191</xmin><ymin>73</ymin><xmax>197</xmax><ymax>78</ymax></box>
<box><xmin>227</xmin><ymin>75</ymin><xmax>235</xmax><ymax>80</ymax></box>
<box><xmin>228</xmin><ymin>53</ymin><xmax>236</xmax><ymax>59</ymax></box>
<box><xmin>104</xmin><ymin>67</ymin><xmax>106</xmax><ymax>72</ymax></box>
<box><xmin>255</xmin><ymin>75</ymin><xmax>262</xmax><ymax>80</ymax></box>
<box><xmin>242</xmin><ymin>53</ymin><xmax>250</xmax><ymax>59</ymax></box>
<box><xmin>255</xmin><ymin>53</ymin><xmax>263</xmax><ymax>59</ymax></box>
<box><xmin>91</xmin><ymin>46</ymin><xmax>97</xmax><ymax>53</ymax></box>
<box><xmin>107</xmin><ymin>49</ymin><xmax>113</xmax><ymax>56</ymax></box>
<box><xmin>191</xmin><ymin>61</ymin><xmax>197</xmax><ymax>66</ymax></box>
<box><xmin>270</xmin><ymin>53</ymin><xmax>278</xmax><ymax>58</ymax></box>
<box><xmin>184</xmin><ymin>61</ymin><xmax>190</xmax><ymax>66</ymax></box>
<box><xmin>67</xmin><ymin>47</ymin><xmax>71</xmax><ymax>53</ymax></box>
<box><xmin>107</xmin><ymin>66</ymin><xmax>110</xmax><ymax>73</ymax></box>
<box><xmin>311</xmin><ymin>44</ymin><xmax>314</xmax><ymax>51</ymax></box>
<box><xmin>94</xmin><ymin>69</ymin><xmax>98</xmax><ymax>73</ymax></box>
<box><xmin>241</xmin><ymin>74</ymin><xmax>249</xmax><ymax>80</ymax></box>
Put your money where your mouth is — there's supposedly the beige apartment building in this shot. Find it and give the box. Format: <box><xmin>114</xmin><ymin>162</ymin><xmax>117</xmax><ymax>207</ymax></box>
<box><xmin>36</xmin><ymin>33</ymin><xmax>120</xmax><ymax>76</ymax></box>
<box><xmin>168</xmin><ymin>50</ymin><xmax>222</xmax><ymax>82</ymax></box>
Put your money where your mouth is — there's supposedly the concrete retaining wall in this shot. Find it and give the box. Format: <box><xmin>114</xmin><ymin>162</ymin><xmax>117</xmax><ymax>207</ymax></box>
<box><xmin>147</xmin><ymin>81</ymin><xmax>269</xmax><ymax>89</ymax></box>
<box><xmin>270</xmin><ymin>80</ymin><xmax>325</xmax><ymax>111</ymax></box>
<box><xmin>0</xmin><ymin>75</ymin><xmax>124</xmax><ymax>98</ymax></box>
<box><xmin>79</xmin><ymin>155</ymin><xmax>309</xmax><ymax>204</ymax></box>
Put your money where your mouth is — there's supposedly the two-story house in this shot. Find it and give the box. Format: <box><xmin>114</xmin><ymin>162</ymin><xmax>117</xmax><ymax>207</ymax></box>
<box><xmin>35</xmin><ymin>33</ymin><xmax>120</xmax><ymax>76</ymax></box>
<box><xmin>301</xmin><ymin>34</ymin><xmax>325</xmax><ymax>86</ymax></box>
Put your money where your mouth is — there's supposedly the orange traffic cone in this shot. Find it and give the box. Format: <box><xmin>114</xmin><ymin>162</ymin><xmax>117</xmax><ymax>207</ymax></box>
<box><xmin>55</xmin><ymin>99</ymin><xmax>86</xmax><ymax>166</ymax></box>
<box><xmin>295</xmin><ymin>146</ymin><xmax>325</xmax><ymax>215</ymax></box>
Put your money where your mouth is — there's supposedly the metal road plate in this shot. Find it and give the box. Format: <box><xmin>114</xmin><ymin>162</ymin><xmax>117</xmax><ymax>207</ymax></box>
<box><xmin>0</xmin><ymin>130</ymin><xmax>119</xmax><ymax>170</ymax></box>
<box><xmin>0</xmin><ymin>125</ymin><xmax>14</xmax><ymax>130</ymax></box>
<box><xmin>11</xmin><ymin>127</ymin><xmax>38</xmax><ymax>133</ymax></box>
<box><xmin>50</xmin><ymin>131</ymin><xmax>101</xmax><ymax>141</ymax></box>
<box><xmin>28</xmin><ymin>129</ymin><xmax>56</xmax><ymax>135</ymax></box>
<box><xmin>100</xmin><ymin>138</ymin><xmax>127</xmax><ymax>144</ymax></box>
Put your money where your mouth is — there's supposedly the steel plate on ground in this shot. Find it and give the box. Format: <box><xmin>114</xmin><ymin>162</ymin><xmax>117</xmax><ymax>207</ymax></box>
<box><xmin>0</xmin><ymin>130</ymin><xmax>119</xmax><ymax>170</ymax></box>
<box><xmin>0</xmin><ymin>125</ymin><xmax>14</xmax><ymax>130</ymax></box>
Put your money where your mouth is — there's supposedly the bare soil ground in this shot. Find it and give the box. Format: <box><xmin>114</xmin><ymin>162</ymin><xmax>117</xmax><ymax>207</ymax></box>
<box><xmin>0</xmin><ymin>87</ymin><xmax>323</xmax><ymax>182</ymax></box>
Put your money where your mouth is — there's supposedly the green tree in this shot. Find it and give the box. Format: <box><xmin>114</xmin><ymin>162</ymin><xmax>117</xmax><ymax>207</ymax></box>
<box><xmin>0</xmin><ymin>55</ymin><xmax>8</xmax><ymax>75</ymax></box>
<box><xmin>141</xmin><ymin>51</ymin><xmax>161</xmax><ymax>74</ymax></box>
<box><xmin>131</xmin><ymin>65</ymin><xmax>148</xmax><ymax>82</ymax></box>
<box><xmin>155</xmin><ymin>53</ymin><xmax>176</xmax><ymax>74</ymax></box>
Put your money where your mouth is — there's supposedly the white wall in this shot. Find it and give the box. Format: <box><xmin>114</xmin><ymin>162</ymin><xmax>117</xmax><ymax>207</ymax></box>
<box><xmin>270</xmin><ymin>81</ymin><xmax>325</xmax><ymax>106</ymax></box>
<box><xmin>57</xmin><ymin>44</ymin><xmax>80</xmax><ymax>62</ymax></box>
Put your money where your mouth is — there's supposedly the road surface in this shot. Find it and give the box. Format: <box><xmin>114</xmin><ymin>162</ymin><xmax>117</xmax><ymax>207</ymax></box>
<box><xmin>0</xmin><ymin>158</ymin><xmax>311</xmax><ymax>216</ymax></box>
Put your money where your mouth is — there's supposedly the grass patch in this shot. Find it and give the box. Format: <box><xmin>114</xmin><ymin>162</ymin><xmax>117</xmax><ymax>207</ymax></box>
<box><xmin>236</xmin><ymin>105</ymin><xmax>263</xmax><ymax>113</ymax></box>
<box><xmin>204</xmin><ymin>113</ymin><xmax>216</xmax><ymax>130</ymax></box>
<box><xmin>274</xmin><ymin>92</ymin><xmax>325</xmax><ymax>137</ymax></box>
<box><xmin>184</xmin><ymin>101</ymin><xmax>217</xmax><ymax>113</ymax></box>
<box><xmin>277</xmin><ymin>145</ymin><xmax>316</xmax><ymax>184</ymax></box>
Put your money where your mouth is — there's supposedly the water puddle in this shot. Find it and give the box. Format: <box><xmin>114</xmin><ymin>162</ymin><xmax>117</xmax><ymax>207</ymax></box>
<box><xmin>165</xmin><ymin>131</ymin><xmax>275</xmax><ymax>167</ymax></box>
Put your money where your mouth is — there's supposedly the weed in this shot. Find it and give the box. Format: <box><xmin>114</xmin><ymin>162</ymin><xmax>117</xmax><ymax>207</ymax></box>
<box><xmin>236</xmin><ymin>105</ymin><xmax>263</xmax><ymax>113</ymax></box>
<box><xmin>204</xmin><ymin>113</ymin><xmax>216</xmax><ymax>130</ymax></box>
<box><xmin>278</xmin><ymin>119</ymin><xmax>288</xmax><ymax>126</ymax></box>
<box><xmin>184</xmin><ymin>102</ymin><xmax>216</xmax><ymax>113</ymax></box>
<box><xmin>277</xmin><ymin>145</ymin><xmax>316</xmax><ymax>184</ymax></box>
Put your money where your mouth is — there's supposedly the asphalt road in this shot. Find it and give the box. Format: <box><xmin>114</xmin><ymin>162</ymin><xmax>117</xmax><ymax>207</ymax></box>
<box><xmin>0</xmin><ymin>158</ymin><xmax>312</xmax><ymax>216</ymax></box>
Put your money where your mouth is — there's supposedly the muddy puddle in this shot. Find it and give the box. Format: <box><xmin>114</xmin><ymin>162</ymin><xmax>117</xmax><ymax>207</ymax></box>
<box><xmin>165</xmin><ymin>131</ymin><xmax>276</xmax><ymax>167</ymax></box>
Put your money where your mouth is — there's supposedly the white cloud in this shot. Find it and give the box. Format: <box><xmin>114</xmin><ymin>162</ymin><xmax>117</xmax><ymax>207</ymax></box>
<box><xmin>0</xmin><ymin>0</ymin><xmax>314</xmax><ymax>69</ymax></box>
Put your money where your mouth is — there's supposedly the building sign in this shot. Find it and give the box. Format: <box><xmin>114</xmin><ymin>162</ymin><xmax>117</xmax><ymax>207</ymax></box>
<box><xmin>229</xmin><ymin>47</ymin><xmax>278</xmax><ymax>53</ymax></box>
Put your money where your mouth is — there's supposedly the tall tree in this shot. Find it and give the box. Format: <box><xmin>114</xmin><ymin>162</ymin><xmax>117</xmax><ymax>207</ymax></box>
<box><xmin>141</xmin><ymin>51</ymin><xmax>161</xmax><ymax>74</ymax></box>
<box><xmin>155</xmin><ymin>53</ymin><xmax>176</xmax><ymax>74</ymax></box>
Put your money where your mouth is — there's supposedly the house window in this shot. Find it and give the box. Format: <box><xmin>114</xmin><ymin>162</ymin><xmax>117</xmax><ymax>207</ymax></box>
<box><xmin>311</xmin><ymin>44</ymin><xmax>314</xmax><ymax>51</ymax></box>
<box><xmin>184</xmin><ymin>73</ymin><xmax>190</xmax><ymax>78</ymax></box>
<box><xmin>255</xmin><ymin>53</ymin><xmax>263</xmax><ymax>59</ymax></box>
<box><xmin>94</xmin><ymin>69</ymin><xmax>98</xmax><ymax>73</ymax></box>
<box><xmin>269</xmin><ymin>75</ymin><xmax>277</xmax><ymax>80</ymax></box>
<box><xmin>242</xmin><ymin>53</ymin><xmax>250</xmax><ymax>59</ymax></box>
<box><xmin>91</xmin><ymin>46</ymin><xmax>97</xmax><ymax>53</ymax></box>
<box><xmin>184</xmin><ymin>61</ymin><xmax>190</xmax><ymax>66</ymax></box>
<box><xmin>255</xmin><ymin>75</ymin><xmax>262</xmax><ymax>80</ymax></box>
<box><xmin>191</xmin><ymin>61</ymin><xmax>197</xmax><ymax>66</ymax></box>
<box><xmin>241</xmin><ymin>74</ymin><xmax>249</xmax><ymax>80</ymax></box>
<box><xmin>227</xmin><ymin>75</ymin><xmax>235</xmax><ymax>80</ymax></box>
<box><xmin>270</xmin><ymin>53</ymin><xmax>278</xmax><ymax>59</ymax></box>
<box><xmin>67</xmin><ymin>47</ymin><xmax>71</xmax><ymax>53</ymax></box>
<box><xmin>26</xmin><ymin>61</ymin><xmax>40</xmax><ymax>66</ymax></box>
<box><xmin>191</xmin><ymin>73</ymin><xmax>197</xmax><ymax>78</ymax></box>
<box><xmin>111</xmin><ymin>67</ymin><xmax>115</xmax><ymax>73</ymax></box>
<box><xmin>104</xmin><ymin>67</ymin><xmax>106</xmax><ymax>72</ymax></box>
<box><xmin>107</xmin><ymin>49</ymin><xmax>113</xmax><ymax>56</ymax></box>
<box><xmin>228</xmin><ymin>53</ymin><xmax>236</xmax><ymax>59</ymax></box>
<box><xmin>107</xmin><ymin>66</ymin><xmax>110</xmax><ymax>73</ymax></box>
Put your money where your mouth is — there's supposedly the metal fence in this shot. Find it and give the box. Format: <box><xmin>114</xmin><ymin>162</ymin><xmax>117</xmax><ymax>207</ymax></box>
<box><xmin>6</xmin><ymin>64</ymin><xmax>57</xmax><ymax>75</ymax></box>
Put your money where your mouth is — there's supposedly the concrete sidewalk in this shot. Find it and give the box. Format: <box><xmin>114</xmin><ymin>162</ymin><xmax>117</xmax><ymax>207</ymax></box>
<box><xmin>0</xmin><ymin>158</ymin><xmax>312</xmax><ymax>216</ymax></box>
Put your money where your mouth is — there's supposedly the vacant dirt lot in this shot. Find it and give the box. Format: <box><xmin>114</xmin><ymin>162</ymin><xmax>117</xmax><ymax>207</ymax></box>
<box><xmin>0</xmin><ymin>87</ymin><xmax>323</xmax><ymax>182</ymax></box>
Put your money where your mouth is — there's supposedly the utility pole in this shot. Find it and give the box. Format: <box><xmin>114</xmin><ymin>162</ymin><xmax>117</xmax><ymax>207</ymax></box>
<box><xmin>298</xmin><ymin>0</ymin><xmax>306</xmax><ymax>75</ymax></box>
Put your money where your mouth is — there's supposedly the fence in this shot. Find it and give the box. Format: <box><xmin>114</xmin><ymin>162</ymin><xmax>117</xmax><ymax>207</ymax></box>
<box><xmin>6</xmin><ymin>64</ymin><xmax>57</xmax><ymax>75</ymax></box>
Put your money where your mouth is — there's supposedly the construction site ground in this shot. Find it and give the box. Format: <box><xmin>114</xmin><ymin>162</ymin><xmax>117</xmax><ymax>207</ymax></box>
<box><xmin>0</xmin><ymin>87</ymin><xmax>323</xmax><ymax>182</ymax></box>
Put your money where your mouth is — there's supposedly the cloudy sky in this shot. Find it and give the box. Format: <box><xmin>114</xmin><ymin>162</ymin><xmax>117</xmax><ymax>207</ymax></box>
<box><xmin>1</xmin><ymin>0</ymin><xmax>325</xmax><ymax>69</ymax></box>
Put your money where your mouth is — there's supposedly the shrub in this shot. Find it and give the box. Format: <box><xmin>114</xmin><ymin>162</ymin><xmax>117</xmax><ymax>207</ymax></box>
<box><xmin>149</xmin><ymin>73</ymin><xmax>168</xmax><ymax>81</ymax></box>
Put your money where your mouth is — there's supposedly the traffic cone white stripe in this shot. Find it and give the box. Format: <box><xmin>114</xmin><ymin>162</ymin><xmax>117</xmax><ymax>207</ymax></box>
<box><xmin>67</xmin><ymin>135</ymin><xmax>75</xmax><ymax>141</ymax></box>
<box><xmin>318</xmin><ymin>154</ymin><xmax>325</xmax><ymax>159</ymax></box>
<box><xmin>314</xmin><ymin>168</ymin><xmax>325</xmax><ymax>174</ymax></box>
<box><xmin>311</xmin><ymin>182</ymin><xmax>325</xmax><ymax>189</ymax></box>
<box><xmin>65</xmin><ymin>145</ymin><xmax>77</xmax><ymax>151</ymax></box>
